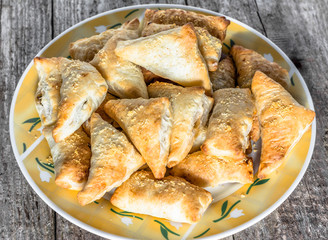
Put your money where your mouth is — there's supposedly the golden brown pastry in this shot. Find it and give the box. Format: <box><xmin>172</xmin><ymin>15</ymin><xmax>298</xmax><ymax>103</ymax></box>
<box><xmin>141</xmin><ymin>22</ymin><xmax>177</xmax><ymax>37</ymax></box>
<box><xmin>90</xmin><ymin>19</ymin><xmax>149</xmax><ymax>99</ymax></box>
<box><xmin>201</xmin><ymin>88</ymin><xmax>256</xmax><ymax>161</ymax></box>
<box><xmin>148</xmin><ymin>82</ymin><xmax>206</xmax><ymax>167</ymax></box>
<box><xmin>195</xmin><ymin>27</ymin><xmax>222</xmax><ymax>71</ymax></box>
<box><xmin>251</xmin><ymin>71</ymin><xmax>315</xmax><ymax>179</ymax></box>
<box><xmin>250</xmin><ymin>114</ymin><xmax>260</xmax><ymax>142</ymax></box>
<box><xmin>34</xmin><ymin>57</ymin><xmax>63</xmax><ymax>126</ymax></box>
<box><xmin>77</xmin><ymin>113</ymin><xmax>145</xmax><ymax>206</ymax></box>
<box><xmin>36</xmin><ymin>58</ymin><xmax>92</xmax><ymax>190</ymax></box>
<box><xmin>190</xmin><ymin>94</ymin><xmax>214</xmax><ymax>153</ymax></box>
<box><xmin>140</xmin><ymin>67</ymin><xmax>160</xmax><ymax>84</ymax></box>
<box><xmin>69</xmin><ymin>18</ymin><xmax>140</xmax><ymax>62</ymax></box>
<box><xmin>104</xmin><ymin>98</ymin><xmax>172</xmax><ymax>179</ymax></box>
<box><xmin>209</xmin><ymin>55</ymin><xmax>236</xmax><ymax>91</ymax></box>
<box><xmin>142</xmin><ymin>23</ymin><xmax>222</xmax><ymax>71</ymax></box>
<box><xmin>198</xmin><ymin>95</ymin><xmax>215</xmax><ymax>130</ymax></box>
<box><xmin>115</xmin><ymin>24</ymin><xmax>212</xmax><ymax>95</ymax></box>
<box><xmin>111</xmin><ymin>170</ymin><xmax>213</xmax><ymax>224</ymax></box>
<box><xmin>52</xmin><ymin>58</ymin><xmax>108</xmax><ymax>142</ymax></box>
<box><xmin>190</xmin><ymin>127</ymin><xmax>207</xmax><ymax>153</ymax></box>
<box><xmin>230</xmin><ymin>45</ymin><xmax>290</xmax><ymax>89</ymax></box>
<box><xmin>171</xmin><ymin>151</ymin><xmax>253</xmax><ymax>187</ymax></box>
<box><xmin>143</xmin><ymin>8</ymin><xmax>230</xmax><ymax>41</ymax></box>
<box><xmin>82</xmin><ymin>92</ymin><xmax>117</xmax><ymax>136</ymax></box>
<box><xmin>43</xmin><ymin>126</ymin><xmax>91</xmax><ymax>190</ymax></box>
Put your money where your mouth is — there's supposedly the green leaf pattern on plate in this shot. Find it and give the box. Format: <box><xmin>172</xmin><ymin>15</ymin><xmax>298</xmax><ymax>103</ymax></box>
<box><xmin>23</xmin><ymin>117</ymin><xmax>41</xmax><ymax>132</ymax></box>
<box><xmin>290</xmin><ymin>76</ymin><xmax>295</xmax><ymax>86</ymax></box>
<box><xmin>223</xmin><ymin>38</ymin><xmax>235</xmax><ymax>50</ymax></box>
<box><xmin>109</xmin><ymin>23</ymin><xmax>122</xmax><ymax>29</ymax></box>
<box><xmin>124</xmin><ymin>9</ymin><xmax>139</xmax><ymax>18</ymax></box>
<box><xmin>246</xmin><ymin>178</ymin><xmax>270</xmax><ymax>195</ymax></box>
<box><xmin>110</xmin><ymin>208</ymin><xmax>143</xmax><ymax>220</ymax></box>
<box><xmin>193</xmin><ymin>227</ymin><xmax>210</xmax><ymax>239</ymax></box>
<box><xmin>221</xmin><ymin>200</ymin><xmax>228</xmax><ymax>216</ymax></box>
<box><xmin>213</xmin><ymin>200</ymin><xmax>241</xmax><ymax>223</ymax></box>
<box><xmin>160</xmin><ymin>225</ymin><xmax>169</xmax><ymax>240</ymax></box>
<box><xmin>154</xmin><ymin>220</ymin><xmax>180</xmax><ymax>240</ymax></box>
<box><xmin>35</xmin><ymin>157</ymin><xmax>54</xmax><ymax>174</ymax></box>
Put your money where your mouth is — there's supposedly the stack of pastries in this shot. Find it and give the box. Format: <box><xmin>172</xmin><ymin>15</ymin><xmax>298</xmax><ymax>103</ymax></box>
<box><xmin>34</xmin><ymin>9</ymin><xmax>315</xmax><ymax>224</ymax></box>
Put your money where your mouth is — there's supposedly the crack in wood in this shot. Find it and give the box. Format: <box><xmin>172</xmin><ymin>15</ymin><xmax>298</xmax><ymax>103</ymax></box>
<box><xmin>253</xmin><ymin>0</ymin><xmax>268</xmax><ymax>37</ymax></box>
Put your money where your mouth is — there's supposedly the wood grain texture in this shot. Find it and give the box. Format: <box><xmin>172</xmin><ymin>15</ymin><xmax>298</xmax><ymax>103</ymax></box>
<box><xmin>232</xmin><ymin>1</ymin><xmax>328</xmax><ymax>239</ymax></box>
<box><xmin>0</xmin><ymin>0</ymin><xmax>55</xmax><ymax>240</ymax></box>
<box><xmin>1</xmin><ymin>0</ymin><xmax>327</xmax><ymax>239</ymax></box>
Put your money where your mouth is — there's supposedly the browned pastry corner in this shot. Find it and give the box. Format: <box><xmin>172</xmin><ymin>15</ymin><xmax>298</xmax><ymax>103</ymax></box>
<box><xmin>143</xmin><ymin>8</ymin><xmax>230</xmax><ymax>41</ymax></box>
<box><xmin>111</xmin><ymin>170</ymin><xmax>213</xmax><ymax>224</ymax></box>
<box><xmin>230</xmin><ymin>45</ymin><xmax>290</xmax><ymax>89</ymax></box>
<box><xmin>104</xmin><ymin>98</ymin><xmax>172</xmax><ymax>179</ymax></box>
<box><xmin>141</xmin><ymin>22</ymin><xmax>177</xmax><ymax>37</ymax></box>
<box><xmin>251</xmin><ymin>71</ymin><xmax>315</xmax><ymax>179</ymax></box>
<box><xmin>69</xmin><ymin>18</ymin><xmax>140</xmax><ymax>62</ymax></box>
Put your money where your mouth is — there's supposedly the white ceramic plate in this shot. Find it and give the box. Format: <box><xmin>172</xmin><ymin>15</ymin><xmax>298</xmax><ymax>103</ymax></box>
<box><xmin>10</xmin><ymin>4</ymin><xmax>316</xmax><ymax>240</ymax></box>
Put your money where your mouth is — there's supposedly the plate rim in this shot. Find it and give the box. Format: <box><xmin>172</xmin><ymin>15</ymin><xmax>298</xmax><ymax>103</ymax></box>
<box><xmin>9</xmin><ymin>3</ymin><xmax>317</xmax><ymax>240</ymax></box>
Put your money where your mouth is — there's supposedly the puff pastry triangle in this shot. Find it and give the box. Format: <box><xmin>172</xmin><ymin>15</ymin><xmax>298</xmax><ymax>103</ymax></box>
<box><xmin>115</xmin><ymin>24</ymin><xmax>212</xmax><ymax>94</ymax></box>
<box><xmin>201</xmin><ymin>88</ymin><xmax>256</xmax><ymax>161</ymax></box>
<box><xmin>69</xmin><ymin>18</ymin><xmax>140</xmax><ymax>62</ymax></box>
<box><xmin>148</xmin><ymin>82</ymin><xmax>206</xmax><ymax>167</ymax></box>
<box><xmin>171</xmin><ymin>151</ymin><xmax>253</xmax><ymax>187</ymax></box>
<box><xmin>142</xmin><ymin>23</ymin><xmax>222</xmax><ymax>71</ymax></box>
<box><xmin>143</xmin><ymin>8</ymin><xmax>230</xmax><ymax>41</ymax></box>
<box><xmin>251</xmin><ymin>71</ymin><xmax>315</xmax><ymax>179</ymax></box>
<box><xmin>111</xmin><ymin>170</ymin><xmax>213</xmax><ymax>224</ymax></box>
<box><xmin>104</xmin><ymin>98</ymin><xmax>172</xmax><ymax>178</ymax></box>
<box><xmin>52</xmin><ymin>58</ymin><xmax>108</xmax><ymax>142</ymax></box>
<box><xmin>230</xmin><ymin>45</ymin><xmax>290</xmax><ymax>89</ymax></box>
<box><xmin>77</xmin><ymin>113</ymin><xmax>145</xmax><ymax>206</ymax></box>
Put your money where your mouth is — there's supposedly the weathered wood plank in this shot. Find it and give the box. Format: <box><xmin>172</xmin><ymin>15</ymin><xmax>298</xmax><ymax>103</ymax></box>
<box><xmin>232</xmin><ymin>0</ymin><xmax>328</xmax><ymax>239</ymax></box>
<box><xmin>52</xmin><ymin>0</ymin><xmax>186</xmax><ymax>37</ymax></box>
<box><xmin>0</xmin><ymin>0</ymin><xmax>55</xmax><ymax>239</ymax></box>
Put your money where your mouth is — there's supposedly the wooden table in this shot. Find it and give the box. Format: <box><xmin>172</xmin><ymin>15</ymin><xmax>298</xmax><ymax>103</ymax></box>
<box><xmin>1</xmin><ymin>0</ymin><xmax>327</xmax><ymax>239</ymax></box>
